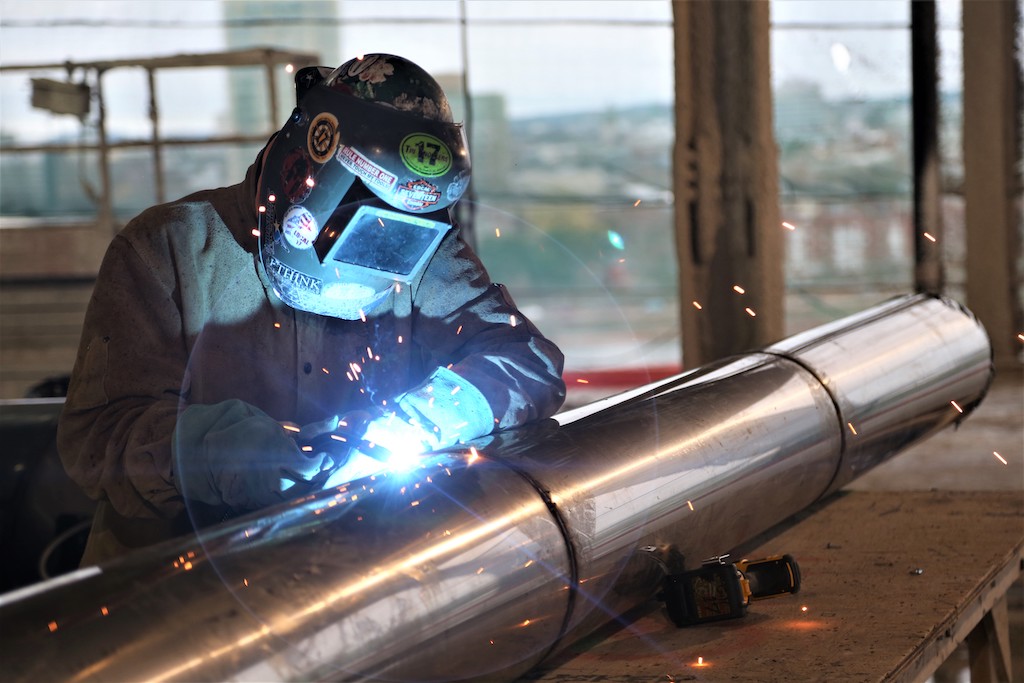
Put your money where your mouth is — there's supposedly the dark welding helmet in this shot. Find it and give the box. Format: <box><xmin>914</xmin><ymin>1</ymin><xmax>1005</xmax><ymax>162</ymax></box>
<box><xmin>256</xmin><ymin>54</ymin><xmax>471</xmax><ymax>319</ymax></box>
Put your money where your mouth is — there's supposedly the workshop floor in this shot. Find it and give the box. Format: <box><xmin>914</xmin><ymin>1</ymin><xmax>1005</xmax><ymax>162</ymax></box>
<box><xmin>847</xmin><ymin>368</ymin><xmax>1023</xmax><ymax>683</ymax></box>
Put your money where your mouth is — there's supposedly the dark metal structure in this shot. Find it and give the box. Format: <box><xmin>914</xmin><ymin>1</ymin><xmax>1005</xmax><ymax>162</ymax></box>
<box><xmin>0</xmin><ymin>294</ymin><xmax>992</xmax><ymax>682</ymax></box>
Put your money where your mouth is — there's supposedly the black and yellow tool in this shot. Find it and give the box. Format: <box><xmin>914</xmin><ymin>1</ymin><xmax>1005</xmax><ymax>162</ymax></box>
<box><xmin>660</xmin><ymin>554</ymin><xmax>801</xmax><ymax>627</ymax></box>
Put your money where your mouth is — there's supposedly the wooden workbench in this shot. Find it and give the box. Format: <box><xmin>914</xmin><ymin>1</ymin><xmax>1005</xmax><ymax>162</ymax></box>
<box><xmin>526</xmin><ymin>490</ymin><xmax>1023</xmax><ymax>683</ymax></box>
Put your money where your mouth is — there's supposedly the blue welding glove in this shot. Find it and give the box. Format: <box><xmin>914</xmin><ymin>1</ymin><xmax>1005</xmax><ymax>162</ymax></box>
<box><xmin>173</xmin><ymin>399</ymin><xmax>335</xmax><ymax>511</ymax></box>
<box><xmin>362</xmin><ymin>367</ymin><xmax>494</xmax><ymax>460</ymax></box>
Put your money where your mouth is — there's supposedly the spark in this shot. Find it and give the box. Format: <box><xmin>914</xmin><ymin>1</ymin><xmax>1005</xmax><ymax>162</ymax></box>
<box><xmin>524</xmin><ymin>559</ymin><xmax>534</xmax><ymax>568</ymax></box>
<box><xmin>782</xmin><ymin>221</ymin><xmax>797</xmax><ymax>231</ymax></box>
<box><xmin>398</xmin><ymin>335</ymin><xmax>404</xmax><ymax>344</ymax></box>
<box><xmin>495</xmin><ymin>227</ymin><xmax>501</xmax><ymax>238</ymax></box>
<box><xmin>510</xmin><ymin>314</ymin><xmax>517</xmax><ymax>327</ymax></box>
<box><xmin>268</xmin><ymin>194</ymin><xmax>276</xmax><ymax>202</ymax></box>
<box><xmin>366</xmin><ymin>346</ymin><xmax>373</xmax><ymax>358</ymax></box>
<box><xmin>451</xmin><ymin>385</ymin><xmax>462</xmax><ymax>396</ymax></box>
<box><xmin>745</xmin><ymin>307</ymin><xmax>757</xmax><ymax>317</ymax></box>
<box><xmin>301</xmin><ymin>445</ymin><xmax>313</xmax><ymax>452</ymax></box>
<box><xmin>847</xmin><ymin>422</ymin><xmax>858</xmax><ymax>435</ymax></box>
<box><xmin>322</xmin><ymin>367</ymin><xmax>329</xmax><ymax>375</ymax></box>
<box><xmin>395</xmin><ymin>282</ymin><xmax>401</xmax><ymax>293</ymax></box>
<box><xmin>468</xmin><ymin>446</ymin><xmax>480</xmax><ymax>464</ymax></box>
<box><xmin>923</xmin><ymin>232</ymin><xmax>937</xmax><ymax>243</ymax></box>
<box><xmin>282</xmin><ymin>423</ymin><xmax>301</xmax><ymax>433</ymax></box>
<box><xmin>633</xmin><ymin>199</ymin><xmax>642</xmax><ymax>207</ymax></box>
<box><xmin>258</xmin><ymin>205</ymin><xmax>266</xmax><ymax>213</ymax></box>
<box><xmin>100</xmin><ymin>606</ymin><xmax>109</xmax><ymax>616</ymax></box>
<box><xmin>687</xmin><ymin>500</ymin><xmax>694</xmax><ymax>510</ymax></box>
<box><xmin>1017</xmin><ymin>333</ymin><xmax>1024</xmax><ymax>343</ymax></box>
<box><xmin>410</xmin><ymin>500</ymin><xmax>420</xmax><ymax>507</ymax></box>
<box><xmin>284</xmin><ymin>63</ymin><xmax>294</xmax><ymax>74</ymax></box>
<box><xmin>273</xmin><ymin>322</ymin><xmax>281</xmax><ymax>329</ymax></box>
<box><xmin>520</xmin><ymin>619</ymin><xmax>531</xmax><ymax>626</ymax></box>
<box><xmin>733</xmin><ymin>285</ymin><xmax>746</xmax><ymax>294</ymax></box>
<box><xmin>48</xmin><ymin>621</ymin><xmax>58</xmax><ymax>633</ymax></box>
<box><xmin>476</xmin><ymin>567</ymin><xmax>485</xmax><ymax>574</ymax></box>
<box><xmin>695</xmin><ymin>656</ymin><xmax>707</xmax><ymax>667</ymax></box>
<box><xmin>305</xmin><ymin>177</ymin><xmax>315</xmax><ymax>188</ymax></box>
<box><xmin>377</xmin><ymin>217</ymin><xmax>385</xmax><ymax>228</ymax></box>
<box><xmin>251</xmin><ymin>228</ymin><xmax>260</xmax><ymax>237</ymax></box>
<box><xmin>358</xmin><ymin>309</ymin><xmax>366</xmax><ymax>322</ymax></box>
<box><xmin>994</xmin><ymin>451</ymin><xmax>1008</xmax><ymax>465</ymax></box>
<box><xmin>607</xmin><ymin>230</ymin><xmax>626</xmax><ymax>250</ymax></box>
<box><xmin>692</xmin><ymin>300</ymin><xmax>702</xmax><ymax>310</ymax></box>
<box><xmin>951</xmin><ymin>400</ymin><xmax>963</xmax><ymax>413</ymax></box>
<box><xmin>801</xmin><ymin>605</ymin><xmax>808</xmax><ymax>612</ymax></box>
<box><xmin>576</xmin><ymin>378</ymin><xmax>590</xmax><ymax>384</ymax></box>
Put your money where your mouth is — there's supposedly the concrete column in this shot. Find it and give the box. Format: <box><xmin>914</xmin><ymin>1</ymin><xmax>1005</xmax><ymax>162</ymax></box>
<box><xmin>962</xmin><ymin>0</ymin><xmax>1023</xmax><ymax>371</ymax></box>
<box><xmin>673</xmin><ymin>0</ymin><xmax>784</xmax><ymax>367</ymax></box>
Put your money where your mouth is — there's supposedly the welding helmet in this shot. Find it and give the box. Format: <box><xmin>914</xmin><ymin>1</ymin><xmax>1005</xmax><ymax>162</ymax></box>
<box><xmin>256</xmin><ymin>54</ymin><xmax>471</xmax><ymax>319</ymax></box>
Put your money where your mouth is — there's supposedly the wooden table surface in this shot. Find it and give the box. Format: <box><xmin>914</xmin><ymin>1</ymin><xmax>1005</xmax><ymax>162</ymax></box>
<box><xmin>525</xmin><ymin>490</ymin><xmax>1024</xmax><ymax>683</ymax></box>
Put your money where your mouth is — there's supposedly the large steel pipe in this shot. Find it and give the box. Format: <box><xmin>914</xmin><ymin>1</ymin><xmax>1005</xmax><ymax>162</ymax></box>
<box><xmin>0</xmin><ymin>294</ymin><xmax>992</xmax><ymax>681</ymax></box>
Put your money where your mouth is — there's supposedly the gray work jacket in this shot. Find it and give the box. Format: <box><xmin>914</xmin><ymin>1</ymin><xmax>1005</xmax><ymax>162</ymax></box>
<box><xmin>57</xmin><ymin>162</ymin><xmax>565</xmax><ymax>564</ymax></box>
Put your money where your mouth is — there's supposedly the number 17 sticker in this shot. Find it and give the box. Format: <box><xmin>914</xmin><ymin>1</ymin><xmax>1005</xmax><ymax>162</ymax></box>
<box><xmin>400</xmin><ymin>133</ymin><xmax>452</xmax><ymax>177</ymax></box>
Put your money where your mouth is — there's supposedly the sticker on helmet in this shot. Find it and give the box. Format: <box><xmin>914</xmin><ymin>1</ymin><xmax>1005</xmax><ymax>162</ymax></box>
<box><xmin>281</xmin><ymin>147</ymin><xmax>314</xmax><ymax>203</ymax></box>
<box><xmin>307</xmin><ymin>112</ymin><xmax>339</xmax><ymax>164</ymax></box>
<box><xmin>282</xmin><ymin>205</ymin><xmax>318</xmax><ymax>250</ymax></box>
<box><xmin>337</xmin><ymin>145</ymin><xmax>397</xmax><ymax>192</ymax></box>
<box><xmin>447</xmin><ymin>170</ymin><xmax>470</xmax><ymax>202</ymax></box>
<box><xmin>395</xmin><ymin>179</ymin><xmax>441</xmax><ymax>211</ymax></box>
<box><xmin>400</xmin><ymin>133</ymin><xmax>452</xmax><ymax>177</ymax></box>
<box><xmin>268</xmin><ymin>257</ymin><xmax>323</xmax><ymax>294</ymax></box>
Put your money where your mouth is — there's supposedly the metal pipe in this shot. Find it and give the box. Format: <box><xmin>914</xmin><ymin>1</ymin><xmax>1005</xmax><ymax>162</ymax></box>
<box><xmin>0</xmin><ymin>294</ymin><xmax>992</xmax><ymax>682</ymax></box>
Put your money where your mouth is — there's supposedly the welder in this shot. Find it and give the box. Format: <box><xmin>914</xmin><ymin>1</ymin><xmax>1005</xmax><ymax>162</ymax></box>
<box><xmin>57</xmin><ymin>54</ymin><xmax>566</xmax><ymax>566</ymax></box>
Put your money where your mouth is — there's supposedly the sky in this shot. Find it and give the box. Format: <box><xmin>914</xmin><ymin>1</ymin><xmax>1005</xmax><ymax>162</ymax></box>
<box><xmin>0</xmin><ymin>0</ymin><xmax>970</xmax><ymax>142</ymax></box>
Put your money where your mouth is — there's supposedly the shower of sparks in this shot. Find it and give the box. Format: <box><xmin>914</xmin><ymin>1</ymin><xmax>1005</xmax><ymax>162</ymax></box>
<box><xmin>951</xmin><ymin>400</ymin><xmax>963</xmax><ymax>413</ymax></box>
<box><xmin>692</xmin><ymin>301</ymin><xmax>703</xmax><ymax>310</ymax></box>
<box><xmin>782</xmin><ymin>221</ymin><xmax>797</xmax><ymax>231</ymax></box>
<box><xmin>923</xmin><ymin>232</ymin><xmax>937</xmax><ymax>243</ymax></box>
<box><xmin>733</xmin><ymin>285</ymin><xmax>746</xmax><ymax>294</ymax></box>
<box><xmin>993</xmin><ymin>451</ymin><xmax>1008</xmax><ymax>465</ymax></box>
<box><xmin>745</xmin><ymin>307</ymin><xmax>757</xmax><ymax>317</ymax></box>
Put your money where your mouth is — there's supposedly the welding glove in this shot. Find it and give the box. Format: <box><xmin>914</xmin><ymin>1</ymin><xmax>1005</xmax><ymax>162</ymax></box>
<box><xmin>362</xmin><ymin>366</ymin><xmax>495</xmax><ymax>459</ymax></box>
<box><xmin>173</xmin><ymin>399</ymin><xmax>335</xmax><ymax>511</ymax></box>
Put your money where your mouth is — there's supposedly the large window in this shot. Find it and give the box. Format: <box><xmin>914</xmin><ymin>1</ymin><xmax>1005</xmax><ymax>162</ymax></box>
<box><xmin>771</xmin><ymin>0</ymin><xmax>917</xmax><ymax>332</ymax></box>
<box><xmin>0</xmin><ymin>1</ymin><xmax>679</xmax><ymax>402</ymax></box>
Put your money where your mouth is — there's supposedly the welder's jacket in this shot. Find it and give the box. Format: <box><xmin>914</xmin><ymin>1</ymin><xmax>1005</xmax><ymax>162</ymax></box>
<box><xmin>58</xmin><ymin>163</ymin><xmax>565</xmax><ymax>564</ymax></box>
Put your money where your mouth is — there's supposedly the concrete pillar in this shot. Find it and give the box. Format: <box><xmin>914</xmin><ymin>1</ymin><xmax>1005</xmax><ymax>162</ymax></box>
<box><xmin>672</xmin><ymin>0</ymin><xmax>784</xmax><ymax>367</ymax></box>
<box><xmin>962</xmin><ymin>0</ymin><xmax>1023</xmax><ymax>371</ymax></box>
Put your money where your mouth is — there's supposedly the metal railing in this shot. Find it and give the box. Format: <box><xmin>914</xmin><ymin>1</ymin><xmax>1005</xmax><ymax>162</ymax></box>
<box><xmin>0</xmin><ymin>47</ymin><xmax>320</xmax><ymax>233</ymax></box>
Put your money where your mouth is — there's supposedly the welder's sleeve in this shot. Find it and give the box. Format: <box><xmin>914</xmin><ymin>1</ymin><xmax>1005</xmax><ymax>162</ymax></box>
<box><xmin>57</xmin><ymin>233</ymin><xmax>189</xmax><ymax>520</ymax></box>
<box><xmin>411</xmin><ymin>230</ymin><xmax>566</xmax><ymax>435</ymax></box>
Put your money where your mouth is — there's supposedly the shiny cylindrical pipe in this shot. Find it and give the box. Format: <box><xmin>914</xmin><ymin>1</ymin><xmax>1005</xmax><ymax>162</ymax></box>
<box><xmin>0</xmin><ymin>294</ymin><xmax>992</xmax><ymax>682</ymax></box>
